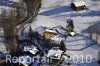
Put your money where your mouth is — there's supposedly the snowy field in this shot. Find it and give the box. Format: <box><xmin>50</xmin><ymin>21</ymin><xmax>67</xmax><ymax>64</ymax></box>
<box><xmin>28</xmin><ymin>0</ymin><xmax>100</xmax><ymax>66</ymax></box>
<box><xmin>0</xmin><ymin>0</ymin><xmax>100</xmax><ymax>66</ymax></box>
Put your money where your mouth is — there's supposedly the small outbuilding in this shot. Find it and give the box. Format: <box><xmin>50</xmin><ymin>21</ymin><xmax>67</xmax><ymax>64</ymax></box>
<box><xmin>71</xmin><ymin>1</ymin><xmax>87</xmax><ymax>11</ymax></box>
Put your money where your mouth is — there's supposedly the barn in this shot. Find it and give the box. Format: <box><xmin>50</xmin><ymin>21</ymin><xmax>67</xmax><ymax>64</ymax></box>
<box><xmin>71</xmin><ymin>1</ymin><xmax>87</xmax><ymax>11</ymax></box>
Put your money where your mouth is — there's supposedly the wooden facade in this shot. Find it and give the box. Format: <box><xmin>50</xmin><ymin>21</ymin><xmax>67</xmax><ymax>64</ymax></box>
<box><xmin>43</xmin><ymin>31</ymin><xmax>57</xmax><ymax>39</ymax></box>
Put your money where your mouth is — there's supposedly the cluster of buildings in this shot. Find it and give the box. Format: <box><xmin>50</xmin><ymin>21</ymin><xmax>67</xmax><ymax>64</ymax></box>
<box><xmin>17</xmin><ymin>46</ymin><xmax>69</xmax><ymax>66</ymax></box>
<box><xmin>16</xmin><ymin>19</ymin><xmax>75</xmax><ymax>66</ymax></box>
<box><xmin>35</xmin><ymin>25</ymin><xmax>75</xmax><ymax>41</ymax></box>
<box><xmin>16</xmin><ymin>25</ymin><xmax>73</xmax><ymax>66</ymax></box>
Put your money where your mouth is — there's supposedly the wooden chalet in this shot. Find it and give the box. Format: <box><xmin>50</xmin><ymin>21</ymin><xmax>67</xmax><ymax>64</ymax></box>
<box><xmin>43</xmin><ymin>29</ymin><xmax>57</xmax><ymax>39</ymax></box>
<box><xmin>71</xmin><ymin>1</ymin><xmax>87</xmax><ymax>11</ymax></box>
<box><xmin>36</xmin><ymin>26</ymin><xmax>57</xmax><ymax>39</ymax></box>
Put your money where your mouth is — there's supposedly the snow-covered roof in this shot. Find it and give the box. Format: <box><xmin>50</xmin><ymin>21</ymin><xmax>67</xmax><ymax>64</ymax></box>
<box><xmin>54</xmin><ymin>26</ymin><xmax>67</xmax><ymax>34</ymax></box>
<box><xmin>24</xmin><ymin>45</ymin><xmax>31</xmax><ymax>51</ymax></box>
<box><xmin>47</xmin><ymin>47</ymin><xmax>63</xmax><ymax>59</ymax></box>
<box><xmin>45</xmin><ymin>29</ymin><xmax>57</xmax><ymax>34</ymax></box>
<box><xmin>36</xmin><ymin>26</ymin><xmax>57</xmax><ymax>34</ymax></box>
<box><xmin>23</xmin><ymin>45</ymin><xmax>38</xmax><ymax>53</ymax></box>
<box><xmin>29</xmin><ymin>48</ymin><xmax>38</xmax><ymax>55</ymax></box>
<box><xmin>69</xmin><ymin>32</ymin><xmax>76</xmax><ymax>36</ymax></box>
<box><xmin>35</xmin><ymin>26</ymin><xmax>45</xmax><ymax>34</ymax></box>
<box><xmin>73</xmin><ymin>1</ymin><xmax>86</xmax><ymax>7</ymax></box>
<box><xmin>51</xmin><ymin>35</ymin><xmax>64</xmax><ymax>42</ymax></box>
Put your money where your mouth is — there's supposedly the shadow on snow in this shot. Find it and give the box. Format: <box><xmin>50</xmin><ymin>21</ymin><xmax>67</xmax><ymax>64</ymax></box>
<box><xmin>39</xmin><ymin>6</ymin><xmax>73</xmax><ymax>16</ymax></box>
<box><xmin>0</xmin><ymin>0</ymin><xmax>18</xmax><ymax>8</ymax></box>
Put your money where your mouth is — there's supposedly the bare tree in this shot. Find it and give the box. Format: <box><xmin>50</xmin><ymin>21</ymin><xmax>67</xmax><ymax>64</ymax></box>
<box><xmin>0</xmin><ymin>0</ymin><xmax>42</xmax><ymax>55</ymax></box>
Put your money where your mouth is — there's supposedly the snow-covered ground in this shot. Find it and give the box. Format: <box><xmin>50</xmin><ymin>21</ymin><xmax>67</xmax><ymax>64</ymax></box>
<box><xmin>0</xmin><ymin>0</ymin><xmax>21</xmax><ymax>14</ymax></box>
<box><xmin>27</xmin><ymin>0</ymin><xmax>100</xmax><ymax>66</ymax></box>
<box><xmin>0</xmin><ymin>0</ymin><xmax>100</xmax><ymax>66</ymax></box>
<box><xmin>39</xmin><ymin>0</ymin><xmax>100</xmax><ymax>34</ymax></box>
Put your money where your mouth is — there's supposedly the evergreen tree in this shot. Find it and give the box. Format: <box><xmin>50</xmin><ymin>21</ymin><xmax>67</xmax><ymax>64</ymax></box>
<box><xmin>66</xmin><ymin>19</ymin><xmax>74</xmax><ymax>32</ymax></box>
<box><xmin>60</xmin><ymin>40</ymin><xmax>66</xmax><ymax>52</ymax></box>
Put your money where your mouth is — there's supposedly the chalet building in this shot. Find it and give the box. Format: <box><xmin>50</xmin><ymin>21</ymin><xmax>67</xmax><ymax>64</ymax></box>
<box><xmin>35</xmin><ymin>26</ymin><xmax>57</xmax><ymax>39</ymax></box>
<box><xmin>71</xmin><ymin>1</ymin><xmax>87</xmax><ymax>11</ymax></box>
<box><xmin>43</xmin><ymin>29</ymin><xmax>57</xmax><ymax>39</ymax></box>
